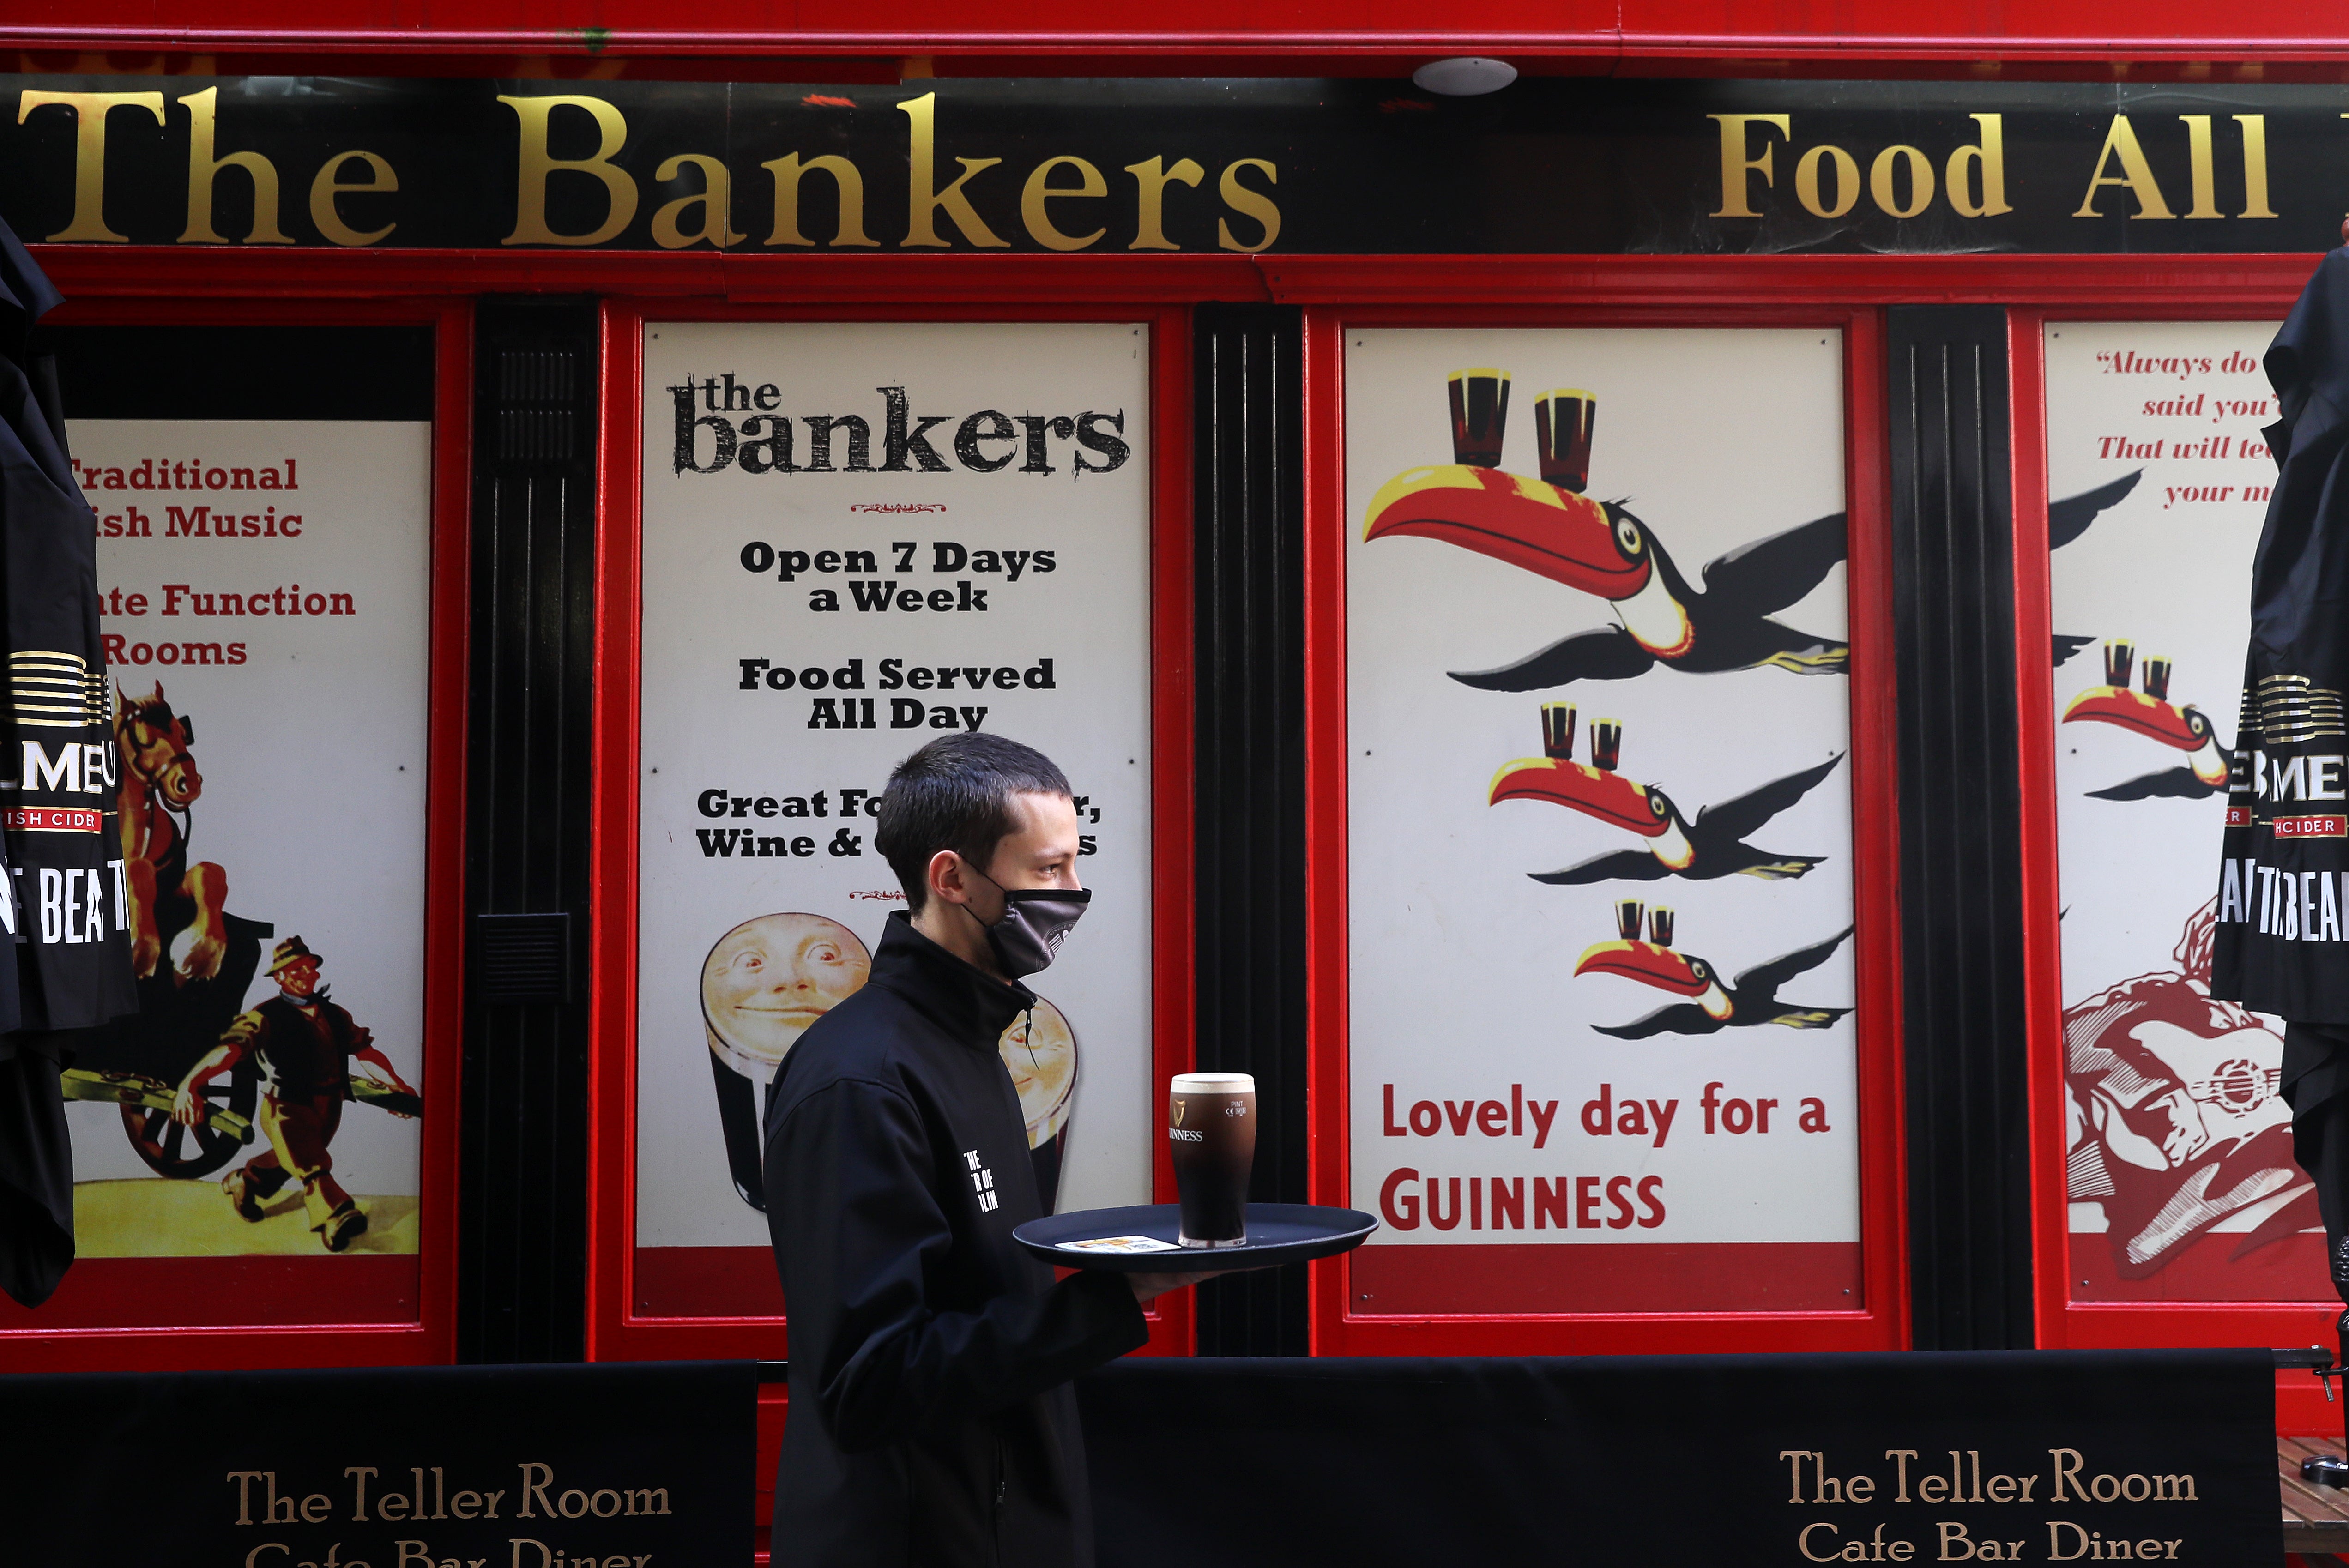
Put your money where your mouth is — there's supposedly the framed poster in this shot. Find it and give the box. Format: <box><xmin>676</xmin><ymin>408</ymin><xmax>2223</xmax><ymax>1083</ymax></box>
<box><xmin>1312</xmin><ymin>314</ymin><xmax>1904</xmax><ymax>1353</ymax></box>
<box><xmin>592</xmin><ymin>310</ymin><xmax>1192</xmax><ymax>1359</ymax></box>
<box><xmin>0</xmin><ymin>311</ymin><xmax>468</xmax><ymax>1368</ymax></box>
<box><xmin>2025</xmin><ymin>316</ymin><xmax>2342</xmax><ymax>1391</ymax></box>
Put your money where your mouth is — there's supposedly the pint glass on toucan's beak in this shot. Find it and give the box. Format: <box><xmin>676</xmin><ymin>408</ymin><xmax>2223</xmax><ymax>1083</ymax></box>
<box><xmin>1448</xmin><ymin>369</ymin><xmax>1512</xmax><ymax>468</ymax></box>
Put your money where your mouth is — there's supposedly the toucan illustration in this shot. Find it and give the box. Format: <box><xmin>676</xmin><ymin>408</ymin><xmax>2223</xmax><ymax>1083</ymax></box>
<box><xmin>2049</xmin><ymin>472</ymin><xmax>2148</xmax><ymax>667</ymax></box>
<box><xmin>1573</xmin><ymin>903</ymin><xmax>1854</xmax><ymax>1039</ymax></box>
<box><xmin>2061</xmin><ymin>641</ymin><xmax>2233</xmax><ymax>801</ymax></box>
<box><xmin>1359</xmin><ymin>369</ymin><xmax>2143</xmax><ymax>688</ymax></box>
<box><xmin>1366</xmin><ymin>468</ymin><xmax>1848</xmax><ymax>690</ymax></box>
<box><xmin>1487</xmin><ymin>703</ymin><xmax>1842</xmax><ymax>884</ymax></box>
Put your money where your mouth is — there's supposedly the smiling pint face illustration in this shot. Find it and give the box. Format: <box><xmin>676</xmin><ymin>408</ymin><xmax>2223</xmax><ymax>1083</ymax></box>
<box><xmin>1002</xmin><ymin>998</ymin><xmax>1080</xmax><ymax>1212</ymax></box>
<box><xmin>702</xmin><ymin>912</ymin><xmax>873</xmax><ymax>1082</ymax></box>
<box><xmin>701</xmin><ymin>913</ymin><xmax>874</xmax><ymax>1209</ymax></box>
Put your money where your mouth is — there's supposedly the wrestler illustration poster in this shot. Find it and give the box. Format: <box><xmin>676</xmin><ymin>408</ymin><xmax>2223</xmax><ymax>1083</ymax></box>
<box><xmin>1346</xmin><ymin>328</ymin><xmax>1861</xmax><ymax>1314</ymax></box>
<box><xmin>633</xmin><ymin>322</ymin><xmax>1153</xmax><ymax>1318</ymax></box>
<box><xmin>10</xmin><ymin>411</ymin><xmax>432</xmax><ymax>1328</ymax></box>
<box><xmin>2042</xmin><ymin>320</ymin><xmax>2325</xmax><ymax>1303</ymax></box>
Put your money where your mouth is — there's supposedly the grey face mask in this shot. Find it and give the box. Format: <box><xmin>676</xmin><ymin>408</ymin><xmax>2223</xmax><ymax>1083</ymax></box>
<box><xmin>963</xmin><ymin>865</ymin><xmax>1091</xmax><ymax>977</ymax></box>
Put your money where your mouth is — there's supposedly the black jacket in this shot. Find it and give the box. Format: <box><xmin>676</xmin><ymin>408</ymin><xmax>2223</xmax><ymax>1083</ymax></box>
<box><xmin>763</xmin><ymin>911</ymin><xmax>1148</xmax><ymax>1568</ymax></box>
<box><xmin>2214</xmin><ymin>248</ymin><xmax>2349</xmax><ymax>1023</ymax></box>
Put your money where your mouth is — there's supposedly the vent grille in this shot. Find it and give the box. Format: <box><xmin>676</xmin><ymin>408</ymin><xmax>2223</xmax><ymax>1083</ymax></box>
<box><xmin>495</xmin><ymin>350</ymin><xmax>578</xmax><ymax>462</ymax></box>
<box><xmin>471</xmin><ymin>911</ymin><xmax>573</xmax><ymax>1005</ymax></box>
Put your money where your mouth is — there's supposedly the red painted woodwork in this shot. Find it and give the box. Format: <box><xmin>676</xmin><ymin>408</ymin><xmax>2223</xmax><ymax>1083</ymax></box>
<box><xmin>1300</xmin><ymin>300</ymin><xmax>1908</xmax><ymax>1357</ymax></box>
<box><xmin>0</xmin><ymin>296</ymin><xmax>471</xmax><ymax>1373</ymax></box>
<box><xmin>26</xmin><ymin>248</ymin><xmax>2333</xmax><ymax>315</ymax></box>
<box><xmin>9</xmin><ymin>0</ymin><xmax>2349</xmax><ymax>78</ymax></box>
<box><xmin>581</xmin><ymin>298</ymin><xmax>1199</xmax><ymax>1364</ymax></box>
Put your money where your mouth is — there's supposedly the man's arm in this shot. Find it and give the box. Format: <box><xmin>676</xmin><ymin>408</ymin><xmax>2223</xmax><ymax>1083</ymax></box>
<box><xmin>766</xmin><ymin>1078</ymin><xmax>1149</xmax><ymax>1453</ymax></box>
<box><xmin>171</xmin><ymin>1030</ymin><xmax>251</xmax><ymax>1127</ymax></box>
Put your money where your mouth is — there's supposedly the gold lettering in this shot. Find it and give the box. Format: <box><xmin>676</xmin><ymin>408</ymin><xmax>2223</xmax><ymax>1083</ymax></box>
<box><xmin>761</xmin><ymin>153</ymin><xmax>875</xmax><ymax>247</ymax></box>
<box><xmin>897</xmin><ymin>92</ymin><xmax>1006</xmax><ymax>248</ymax></box>
<box><xmin>178</xmin><ymin>88</ymin><xmax>290</xmax><ymax>243</ymax></box>
<box><xmin>499</xmin><ymin>94</ymin><xmax>638</xmax><ymax>246</ymax></box>
<box><xmin>15</xmin><ymin>90</ymin><xmax>165</xmax><ymax>242</ymax></box>
<box><xmin>1870</xmin><ymin>145</ymin><xmax>1934</xmax><ymax>219</ymax></box>
<box><xmin>1794</xmin><ymin>145</ymin><xmax>1859</xmax><ymax>218</ymax></box>
<box><xmin>1945</xmin><ymin>114</ymin><xmax>2011</xmax><ymax>217</ymax></box>
<box><xmin>650</xmin><ymin>153</ymin><xmax>744</xmax><ymax>249</ymax></box>
<box><xmin>1707</xmin><ymin>113</ymin><xmax>1791</xmax><ymax>218</ymax></box>
<box><xmin>1020</xmin><ymin>155</ymin><xmax>1107</xmax><ymax>250</ymax></box>
<box><xmin>1216</xmin><ymin>158</ymin><xmax>1280</xmax><ymax>253</ymax></box>
<box><xmin>307</xmin><ymin>151</ymin><xmax>397</xmax><ymax>246</ymax></box>
<box><xmin>2237</xmin><ymin>115</ymin><xmax>2277</xmax><ymax>218</ymax></box>
<box><xmin>2073</xmin><ymin>115</ymin><xmax>2175</xmax><ymax>218</ymax></box>
<box><xmin>2178</xmin><ymin>115</ymin><xmax>2221</xmax><ymax>218</ymax></box>
<box><xmin>1126</xmin><ymin>155</ymin><xmax>1203</xmax><ymax>250</ymax></box>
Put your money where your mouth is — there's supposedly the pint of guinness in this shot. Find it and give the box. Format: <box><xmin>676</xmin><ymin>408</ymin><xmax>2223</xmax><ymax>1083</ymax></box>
<box><xmin>1169</xmin><ymin>1071</ymin><xmax>1256</xmax><ymax>1247</ymax></box>
<box><xmin>1448</xmin><ymin>369</ymin><xmax>1512</xmax><ymax>468</ymax></box>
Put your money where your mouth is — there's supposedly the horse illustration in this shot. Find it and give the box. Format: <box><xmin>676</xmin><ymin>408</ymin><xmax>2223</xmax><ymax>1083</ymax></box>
<box><xmin>115</xmin><ymin>683</ymin><xmax>228</xmax><ymax>982</ymax></box>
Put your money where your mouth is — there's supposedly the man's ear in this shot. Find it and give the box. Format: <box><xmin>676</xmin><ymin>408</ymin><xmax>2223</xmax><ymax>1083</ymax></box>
<box><xmin>926</xmin><ymin>848</ymin><xmax>969</xmax><ymax>907</ymax></box>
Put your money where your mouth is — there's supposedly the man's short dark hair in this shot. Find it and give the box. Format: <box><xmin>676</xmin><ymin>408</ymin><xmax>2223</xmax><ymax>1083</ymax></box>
<box><xmin>876</xmin><ymin>734</ymin><xmax>1072</xmax><ymax>912</ymax></box>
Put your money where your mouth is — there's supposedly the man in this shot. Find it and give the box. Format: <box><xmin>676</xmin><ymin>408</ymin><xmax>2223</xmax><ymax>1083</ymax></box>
<box><xmin>171</xmin><ymin>935</ymin><xmax>416</xmax><ymax>1252</ymax></box>
<box><xmin>763</xmin><ymin>734</ymin><xmax>1210</xmax><ymax>1567</ymax></box>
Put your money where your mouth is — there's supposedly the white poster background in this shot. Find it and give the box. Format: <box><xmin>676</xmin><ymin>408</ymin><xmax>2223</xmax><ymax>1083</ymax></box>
<box><xmin>1347</xmin><ymin>328</ymin><xmax>1860</xmax><ymax>1247</ymax></box>
<box><xmin>70</xmin><ymin>420</ymin><xmax>432</xmax><ymax>1229</ymax></box>
<box><xmin>2044</xmin><ymin>320</ymin><xmax>2295</xmax><ymax>1249</ymax></box>
<box><xmin>635</xmin><ymin>321</ymin><xmax>1153</xmax><ymax>1250</ymax></box>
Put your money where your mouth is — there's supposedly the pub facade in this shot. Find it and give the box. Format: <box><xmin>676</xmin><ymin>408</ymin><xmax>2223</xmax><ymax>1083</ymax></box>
<box><xmin>1</xmin><ymin>1</ymin><xmax>2341</xmax><ymax>1539</ymax></box>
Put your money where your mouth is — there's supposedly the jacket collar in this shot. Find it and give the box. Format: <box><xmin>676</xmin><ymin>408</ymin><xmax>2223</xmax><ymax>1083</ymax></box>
<box><xmin>870</xmin><ymin>910</ymin><xmax>1033</xmax><ymax>1050</ymax></box>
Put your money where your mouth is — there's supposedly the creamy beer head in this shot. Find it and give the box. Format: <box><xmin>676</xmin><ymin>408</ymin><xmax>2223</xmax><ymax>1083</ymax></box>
<box><xmin>1169</xmin><ymin>1073</ymin><xmax>1256</xmax><ymax>1246</ymax></box>
<box><xmin>1171</xmin><ymin>1072</ymin><xmax>1255</xmax><ymax>1093</ymax></box>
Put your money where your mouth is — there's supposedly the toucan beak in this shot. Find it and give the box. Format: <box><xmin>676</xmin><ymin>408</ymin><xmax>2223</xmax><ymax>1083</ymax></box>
<box><xmin>1574</xmin><ymin>940</ymin><xmax>1709</xmax><ymax>996</ymax></box>
<box><xmin>1488</xmin><ymin>757</ymin><xmax>1666</xmax><ymax>838</ymax></box>
<box><xmin>1365</xmin><ymin>465</ymin><xmax>1650</xmax><ymax>600</ymax></box>
<box><xmin>2061</xmin><ymin>687</ymin><xmax>2202</xmax><ymax>751</ymax></box>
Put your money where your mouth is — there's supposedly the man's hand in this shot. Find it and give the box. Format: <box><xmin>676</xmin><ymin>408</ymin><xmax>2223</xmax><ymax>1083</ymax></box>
<box><xmin>1128</xmin><ymin>1269</ymin><xmax>1226</xmax><ymax>1305</ymax></box>
<box><xmin>170</xmin><ymin>1084</ymin><xmax>208</xmax><ymax>1128</ymax></box>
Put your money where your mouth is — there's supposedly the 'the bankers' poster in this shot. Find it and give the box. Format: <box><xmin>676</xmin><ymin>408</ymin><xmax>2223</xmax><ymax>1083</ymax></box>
<box><xmin>35</xmin><ymin>413</ymin><xmax>432</xmax><ymax>1326</ymax></box>
<box><xmin>1346</xmin><ymin>328</ymin><xmax>1861</xmax><ymax>1314</ymax></box>
<box><xmin>2043</xmin><ymin>320</ymin><xmax>2324</xmax><ymax>1304</ymax></box>
<box><xmin>634</xmin><ymin>321</ymin><xmax>1153</xmax><ymax>1318</ymax></box>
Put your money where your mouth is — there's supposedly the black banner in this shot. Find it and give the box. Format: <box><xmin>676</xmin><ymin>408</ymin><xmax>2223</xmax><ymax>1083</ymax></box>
<box><xmin>1</xmin><ymin>77</ymin><xmax>2346</xmax><ymax>256</ymax></box>
<box><xmin>1081</xmin><ymin>1351</ymin><xmax>2280</xmax><ymax>1566</ymax></box>
<box><xmin>0</xmin><ymin>1360</ymin><xmax>755</xmax><ymax>1568</ymax></box>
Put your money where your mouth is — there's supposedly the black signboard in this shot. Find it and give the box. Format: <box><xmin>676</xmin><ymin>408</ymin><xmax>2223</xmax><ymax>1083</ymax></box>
<box><xmin>0</xmin><ymin>76</ymin><xmax>2345</xmax><ymax>257</ymax></box>
<box><xmin>0</xmin><ymin>1360</ymin><xmax>754</xmax><ymax>1567</ymax></box>
<box><xmin>1082</xmin><ymin>1350</ymin><xmax>2280</xmax><ymax>1567</ymax></box>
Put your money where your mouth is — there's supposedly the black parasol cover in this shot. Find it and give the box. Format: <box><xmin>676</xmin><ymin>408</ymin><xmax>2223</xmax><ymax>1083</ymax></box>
<box><xmin>2211</xmin><ymin>247</ymin><xmax>2349</xmax><ymax>1021</ymax></box>
<box><xmin>0</xmin><ymin>216</ymin><xmax>138</xmax><ymax>1308</ymax></box>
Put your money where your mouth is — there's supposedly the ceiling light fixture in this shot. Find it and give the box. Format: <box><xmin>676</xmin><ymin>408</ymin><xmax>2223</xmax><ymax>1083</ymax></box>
<box><xmin>1411</xmin><ymin>57</ymin><xmax>1519</xmax><ymax>96</ymax></box>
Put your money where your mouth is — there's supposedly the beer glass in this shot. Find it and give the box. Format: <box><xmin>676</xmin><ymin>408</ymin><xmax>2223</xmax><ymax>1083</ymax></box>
<box><xmin>1169</xmin><ymin>1071</ymin><xmax>1256</xmax><ymax>1247</ymax></box>
<box><xmin>1542</xmin><ymin>702</ymin><xmax>1577</xmax><ymax>760</ymax></box>
<box><xmin>1535</xmin><ymin>389</ymin><xmax>1597</xmax><ymax>493</ymax></box>
<box><xmin>1448</xmin><ymin>369</ymin><xmax>1511</xmax><ymax>468</ymax></box>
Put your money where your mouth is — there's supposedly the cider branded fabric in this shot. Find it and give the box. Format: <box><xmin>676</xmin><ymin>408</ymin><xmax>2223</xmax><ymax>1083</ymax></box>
<box><xmin>0</xmin><ymin>216</ymin><xmax>134</xmax><ymax>1309</ymax></box>
<box><xmin>2212</xmin><ymin>250</ymin><xmax>2349</xmax><ymax>1022</ymax></box>
<box><xmin>0</xmin><ymin>217</ymin><xmax>135</xmax><ymax>1033</ymax></box>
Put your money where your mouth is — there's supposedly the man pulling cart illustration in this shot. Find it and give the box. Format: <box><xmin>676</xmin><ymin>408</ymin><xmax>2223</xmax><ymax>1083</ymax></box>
<box><xmin>172</xmin><ymin>936</ymin><xmax>418</xmax><ymax>1252</ymax></box>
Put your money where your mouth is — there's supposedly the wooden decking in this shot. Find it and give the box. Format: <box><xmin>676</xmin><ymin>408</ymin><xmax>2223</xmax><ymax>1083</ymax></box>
<box><xmin>2282</xmin><ymin>1436</ymin><xmax>2349</xmax><ymax>1556</ymax></box>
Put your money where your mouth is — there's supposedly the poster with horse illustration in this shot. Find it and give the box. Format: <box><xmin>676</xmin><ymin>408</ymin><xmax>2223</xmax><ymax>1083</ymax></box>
<box><xmin>22</xmin><ymin>412</ymin><xmax>432</xmax><ymax>1330</ymax></box>
<box><xmin>1344</xmin><ymin>327</ymin><xmax>1864</xmax><ymax>1315</ymax></box>
<box><xmin>2042</xmin><ymin>319</ymin><xmax>2326</xmax><ymax>1305</ymax></box>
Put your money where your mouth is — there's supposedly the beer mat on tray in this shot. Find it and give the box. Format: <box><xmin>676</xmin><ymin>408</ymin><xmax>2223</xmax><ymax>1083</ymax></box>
<box><xmin>1015</xmin><ymin>1203</ymin><xmax>1377</xmax><ymax>1272</ymax></box>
